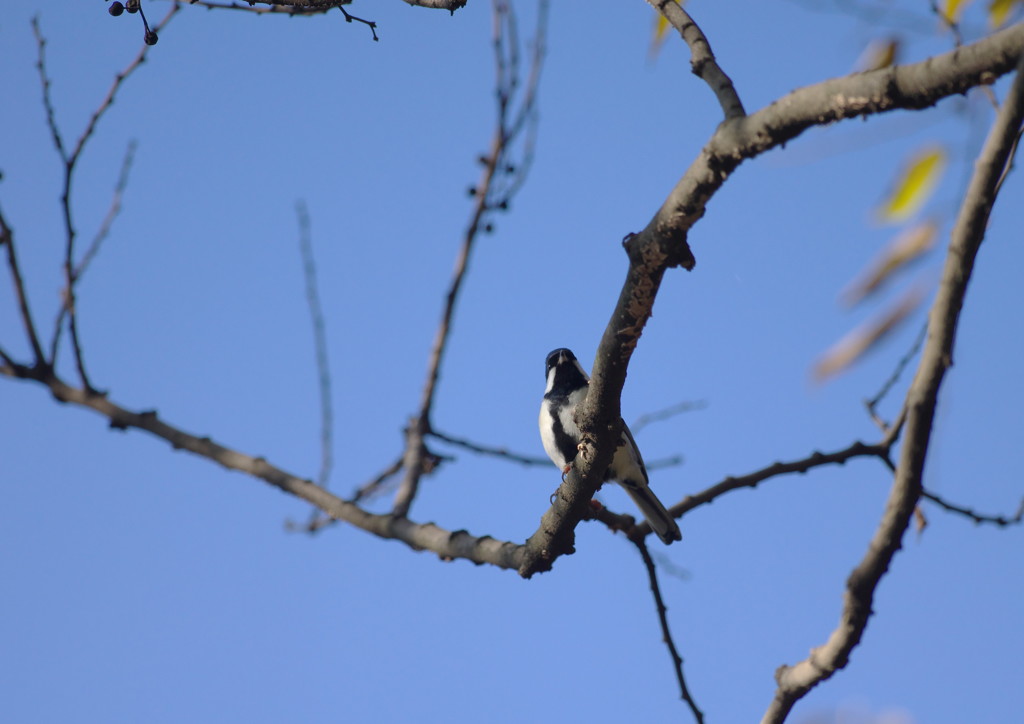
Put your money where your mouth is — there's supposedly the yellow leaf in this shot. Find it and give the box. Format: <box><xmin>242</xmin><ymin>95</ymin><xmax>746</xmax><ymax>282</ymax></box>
<box><xmin>876</xmin><ymin>146</ymin><xmax>947</xmax><ymax>223</ymax></box>
<box><xmin>649</xmin><ymin>2</ymin><xmax>683</xmax><ymax>61</ymax></box>
<box><xmin>988</xmin><ymin>0</ymin><xmax>1019</xmax><ymax>27</ymax></box>
<box><xmin>842</xmin><ymin>220</ymin><xmax>939</xmax><ymax>306</ymax></box>
<box><xmin>813</xmin><ymin>287</ymin><xmax>924</xmax><ymax>382</ymax></box>
<box><xmin>855</xmin><ymin>38</ymin><xmax>900</xmax><ymax>72</ymax></box>
<box><xmin>941</xmin><ymin>0</ymin><xmax>972</xmax><ymax>22</ymax></box>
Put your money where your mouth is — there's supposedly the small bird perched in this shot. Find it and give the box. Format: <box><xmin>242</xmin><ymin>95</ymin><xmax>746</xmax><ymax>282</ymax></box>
<box><xmin>538</xmin><ymin>348</ymin><xmax>682</xmax><ymax>545</ymax></box>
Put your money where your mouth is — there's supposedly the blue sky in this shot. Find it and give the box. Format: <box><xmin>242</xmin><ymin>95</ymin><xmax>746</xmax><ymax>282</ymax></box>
<box><xmin>2</xmin><ymin>1</ymin><xmax>1022</xmax><ymax>722</ymax></box>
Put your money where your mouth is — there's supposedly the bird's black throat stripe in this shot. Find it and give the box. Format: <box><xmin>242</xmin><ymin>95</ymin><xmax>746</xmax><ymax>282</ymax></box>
<box><xmin>545</xmin><ymin>394</ymin><xmax>580</xmax><ymax>465</ymax></box>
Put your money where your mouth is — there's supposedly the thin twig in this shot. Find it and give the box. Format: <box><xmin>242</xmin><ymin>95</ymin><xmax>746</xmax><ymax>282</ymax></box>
<box><xmin>922</xmin><ymin>491</ymin><xmax>1024</xmax><ymax>527</ymax></box>
<box><xmin>391</xmin><ymin>0</ymin><xmax>548</xmax><ymax>516</ymax></box>
<box><xmin>673</xmin><ymin>440</ymin><xmax>889</xmax><ymax>518</ymax></box>
<box><xmin>73</xmin><ymin>141</ymin><xmax>137</xmax><ymax>281</ymax></box>
<box><xmin>865</xmin><ymin>321</ymin><xmax>927</xmax><ymax>428</ymax></box>
<box><xmin>0</xmin><ymin>208</ymin><xmax>47</xmax><ymax>365</ymax></box>
<box><xmin>634</xmin><ymin>538</ymin><xmax>703</xmax><ymax>724</ymax></box>
<box><xmin>927</xmin><ymin>0</ymin><xmax>964</xmax><ymax>47</ymax></box>
<box><xmin>992</xmin><ymin>126</ymin><xmax>1023</xmax><ymax>198</ymax></box>
<box><xmin>430</xmin><ymin>429</ymin><xmax>550</xmax><ymax>466</ymax></box>
<box><xmin>591</xmin><ymin>439</ymin><xmax>892</xmax><ymax>543</ymax></box>
<box><xmin>631</xmin><ymin>399</ymin><xmax>707</xmax><ymax>435</ymax></box>
<box><xmin>35</xmin><ymin>7</ymin><xmax>179</xmax><ymax>385</ymax></box>
<box><xmin>352</xmin><ymin>455</ymin><xmax>406</xmax><ymax>503</ymax></box>
<box><xmin>295</xmin><ymin>201</ymin><xmax>334</xmax><ymax>493</ymax></box>
<box><xmin>338</xmin><ymin>4</ymin><xmax>379</xmax><ymax>41</ymax></box>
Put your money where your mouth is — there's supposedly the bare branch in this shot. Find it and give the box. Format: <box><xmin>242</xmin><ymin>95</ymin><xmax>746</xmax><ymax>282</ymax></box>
<box><xmin>295</xmin><ymin>201</ymin><xmax>334</xmax><ymax>493</ymax></box>
<box><xmin>199</xmin><ymin>0</ymin><xmax>467</xmax><ymax>11</ymax></box>
<box><xmin>31</xmin><ymin>16</ymin><xmax>68</xmax><ymax>165</ymax></box>
<box><xmin>430</xmin><ymin>429</ymin><xmax>550</xmax><ymax>467</ymax></box>
<box><xmin>647</xmin><ymin>0</ymin><xmax>745</xmax><ymax>119</ymax></box>
<box><xmin>74</xmin><ymin>141</ymin><xmax>137</xmax><ymax>281</ymax></box>
<box><xmin>0</xmin><ymin>208</ymin><xmax>47</xmax><ymax>366</ymax></box>
<box><xmin>763</xmin><ymin>52</ymin><xmax>1024</xmax><ymax>724</ymax></box>
<box><xmin>922</xmin><ymin>491</ymin><xmax>1024</xmax><ymax>527</ymax></box>
<box><xmin>634</xmin><ymin>538</ymin><xmax>703</xmax><ymax>724</ymax></box>
<box><xmin>391</xmin><ymin>0</ymin><xmax>548</xmax><ymax>517</ymax></box>
<box><xmin>0</xmin><ymin>365</ymin><xmax>526</xmax><ymax>569</ymax></box>
<box><xmin>519</xmin><ymin>22</ymin><xmax>1024</xmax><ymax>578</ymax></box>
<box><xmin>338</xmin><ymin>4</ymin><xmax>379</xmax><ymax>41</ymax></box>
<box><xmin>631</xmin><ymin>398</ymin><xmax>707</xmax><ymax>435</ymax></box>
<box><xmin>352</xmin><ymin>455</ymin><xmax>406</xmax><ymax>503</ymax></box>
<box><xmin>398</xmin><ymin>0</ymin><xmax>468</xmax><ymax>11</ymax></box>
<box><xmin>672</xmin><ymin>440</ymin><xmax>889</xmax><ymax>518</ymax></box>
<box><xmin>865</xmin><ymin>321</ymin><xmax>927</xmax><ymax>429</ymax></box>
<box><xmin>35</xmin><ymin>7</ymin><xmax>179</xmax><ymax>385</ymax></box>
<box><xmin>184</xmin><ymin>1</ymin><xmax>332</xmax><ymax>16</ymax></box>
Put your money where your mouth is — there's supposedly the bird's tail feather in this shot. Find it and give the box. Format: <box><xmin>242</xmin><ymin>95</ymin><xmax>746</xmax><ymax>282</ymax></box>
<box><xmin>623</xmin><ymin>484</ymin><xmax>682</xmax><ymax>545</ymax></box>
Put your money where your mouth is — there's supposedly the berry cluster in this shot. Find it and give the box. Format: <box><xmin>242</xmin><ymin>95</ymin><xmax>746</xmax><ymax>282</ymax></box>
<box><xmin>107</xmin><ymin>0</ymin><xmax>158</xmax><ymax>46</ymax></box>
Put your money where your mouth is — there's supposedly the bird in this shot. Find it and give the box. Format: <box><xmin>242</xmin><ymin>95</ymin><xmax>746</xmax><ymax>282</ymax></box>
<box><xmin>538</xmin><ymin>347</ymin><xmax>682</xmax><ymax>544</ymax></box>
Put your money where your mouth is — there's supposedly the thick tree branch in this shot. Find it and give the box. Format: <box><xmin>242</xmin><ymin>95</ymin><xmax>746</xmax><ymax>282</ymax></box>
<box><xmin>202</xmin><ymin>0</ymin><xmax>468</xmax><ymax>11</ymax></box>
<box><xmin>763</xmin><ymin>53</ymin><xmax>1024</xmax><ymax>724</ymax></box>
<box><xmin>0</xmin><ymin>362</ymin><xmax>525</xmax><ymax>569</ymax></box>
<box><xmin>185</xmin><ymin>1</ymin><xmax>332</xmax><ymax>16</ymax></box>
<box><xmin>399</xmin><ymin>0</ymin><xmax>468</xmax><ymax>11</ymax></box>
<box><xmin>519</xmin><ymin>22</ymin><xmax>1024</xmax><ymax>578</ymax></box>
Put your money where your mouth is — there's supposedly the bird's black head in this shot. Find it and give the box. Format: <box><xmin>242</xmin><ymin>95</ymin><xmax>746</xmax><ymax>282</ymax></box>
<box><xmin>545</xmin><ymin>347</ymin><xmax>575</xmax><ymax>375</ymax></box>
<box><xmin>544</xmin><ymin>348</ymin><xmax>589</xmax><ymax>396</ymax></box>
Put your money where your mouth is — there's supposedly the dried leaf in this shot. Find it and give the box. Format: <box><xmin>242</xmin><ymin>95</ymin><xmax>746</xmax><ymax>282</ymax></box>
<box><xmin>876</xmin><ymin>146</ymin><xmax>947</xmax><ymax>223</ymax></box>
<box><xmin>914</xmin><ymin>505</ymin><xmax>928</xmax><ymax>536</ymax></box>
<box><xmin>813</xmin><ymin>287</ymin><xmax>925</xmax><ymax>382</ymax></box>
<box><xmin>842</xmin><ymin>220</ymin><xmax>939</xmax><ymax>306</ymax></box>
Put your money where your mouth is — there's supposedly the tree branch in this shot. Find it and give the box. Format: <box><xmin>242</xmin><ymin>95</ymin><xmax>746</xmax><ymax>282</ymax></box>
<box><xmin>391</xmin><ymin>0</ymin><xmax>547</xmax><ymax>516</ymax></box>
<box><xmin>184</xmin><ymin>1</ymin><xmax>332</xmax><ymax>16</ymax></box>
<box><xmin>922</xmin><ymin>491</ymin><xmax>1024</xmax><ymax>527</ymax></box>
<box><xmin>763</xmin><ymin>51</ymin><xmax>1024</xmax><ymax>724</ymax></box>
<box><xmin>34</xmin><ymin>7</ymin><xmax>179</xmax><ymax>384</ymax></box>
<box><xmin>518</xmin><ymin>21</ymin><xmax>1024</xmax><ymax>579</ymax></box>
<box><xmin>0</xmin><ymin>363</ymin><xmax>525</xmax><ymax>569</ymax></box>
<box><xmin>635</xmin><ymin>538</ymin><xmax>703</xmax><ymax>724</ymax></box>
<box><xmin>648</xmin><ymin>0</ymin><xmax>745</xmax><ymax>119</ymax></box>
<box><xmin>0</xmin><ymin>208</ymin><xmax>47</xmax><ymax>365</ymax></box>
<box><xmin>295</xmin><ymin>201</ymin><xmax>334</xmax><ymax>494</ymax></box>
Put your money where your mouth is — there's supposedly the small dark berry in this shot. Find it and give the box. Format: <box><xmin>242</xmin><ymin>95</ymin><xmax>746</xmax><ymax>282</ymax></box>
<box><xmin>144</xmin><ymin>30</ymin><xmax>158</xmax><ymax>45</ymax></box>
<box><xmin>126</xmin><ymin>0</ymin><xmax>140</xmax><ymax>13</ymax></box>
<box><xmin>108</xmin><ymin>1</ymin><xmax>125</xmax><ymax>16</ymax></box>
